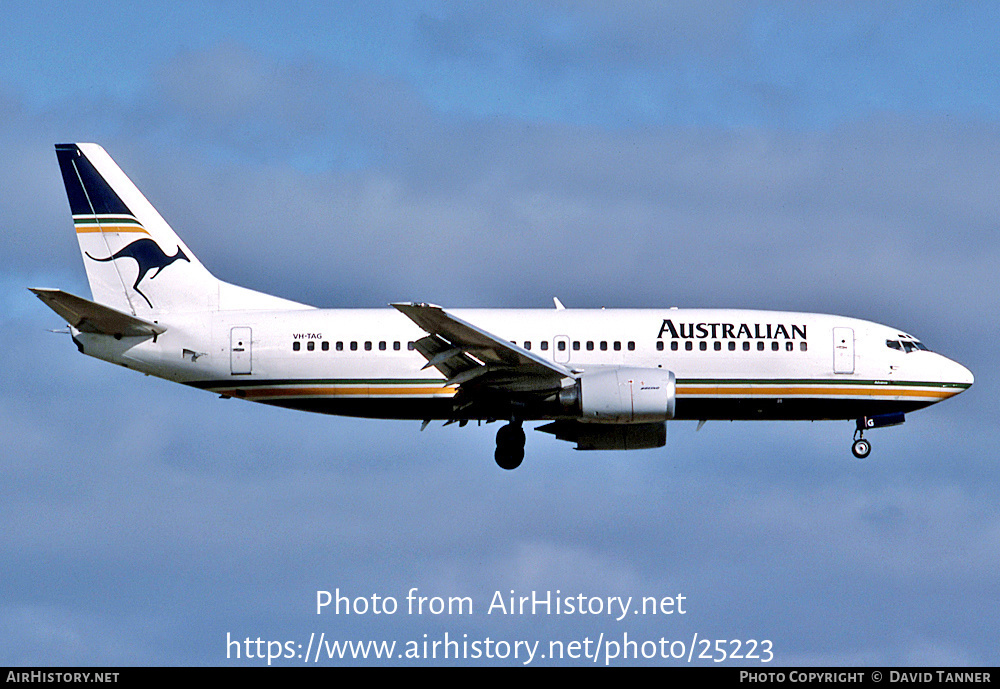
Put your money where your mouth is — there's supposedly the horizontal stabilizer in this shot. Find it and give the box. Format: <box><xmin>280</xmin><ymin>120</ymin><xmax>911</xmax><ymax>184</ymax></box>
<box><xmin>29</xmin><ymin>288</ymin><xmax>166</xmax><ymax>338</ymax></box>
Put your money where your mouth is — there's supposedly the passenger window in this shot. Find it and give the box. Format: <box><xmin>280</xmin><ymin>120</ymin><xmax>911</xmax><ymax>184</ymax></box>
<box><xmin>524</xmin><ymin>341</ymin><xmax>531</xmax><ymax>350</ymax></box>
<box><xmin>786</xmin><ymin>342</ymin><xmax>793</xmax><ymax>352</ymax></box>
<box><xmin>714</xmin><ymin>341</ymin><xmax>721</xmax><ymax>351</ymax></box>
<box><xmin>541</xmin><ymin>341</ymin><xmax>549</xmax><ymax>351</ymax></box>
<box><xmin>685</xmin><ymin>341</ymin><xmax>693</xmax><ymax>351</ymax></box>
<box><xmin>656</xmin><ymin>341</ymin><xmax>664</xmax><ymax>351</ymax></box>
<box><xmin>586</xmin><ymin>341</ymin><xmax>594</xmax><ymax>351</ymax></box>
<box><xmin>322</xmin><ymin>341</ymin><xmax>329</xmax><ymax>351</ymax></box>
<box><xmin>407</xmin><ymin>341</ymin><xmax>415</xmax><ymax>351</ymax></box>
<box><xmin>292</xmin><ymin>341</ymin><xmax>301</xmax><ymax>351</ymax></box>
<box><xmin>307</xmin><ymin>341</ymin><xmax>315</xmax><ymax>351</ymax></box>
<box><xmin>800</xmin><ymin>342</ymin><xmax>808</xmax><ymax>352</ymax></box>
<box><xmin>771</xmin><ymin>342</ymin><xmax>779</xmax><ymax>351</ymax></box>
<box><xmin>757</xmin><ymin>342</ymin><xmax>765</xmax><ymax>351</ymax></box>
<box><xmin>728</xmin><ymin>341</ymin><xmax>736</xmax><ymax>351</ymax></box>
<box><xmin>336</xmin><ymin>341</ymin><xmax>344</xmax><ymax>351</ymax></box>
<box><xmin>558</xmin><ymin>341</ymin><xmax>566</xmax><ymax>351</ymax></box>
<box><xmin>600</xmin><ymin>341</ymin><xmax>608</xmax><ymax>351</ymax></box>
<box><xmin>613</xmin><ymin>342</ymin><xmax>622</xmax><ymax>351</ymax></box>
<box><xmin>743</xmin><ymin>342</ymin><xmax>750</xmax><ymax>351</ymax></box>
<box><xmin>699</xmin><ymin>341</ymin><xmax>707</xmax><ymax>351</ymax></box>
<box><xmin>393</xmin><ymin>341</ymin><xmax>401</xmax><ymax>351</ymax></box>
<box><xmin>365</xmin><ymin>341</ymin><xmax>372</xmax><ymax>351</ymax></box>
<box><xmin>350</xmin><ymin>341</ymin><xmax>358</xmax><ymax>351</ymax></box>
<box><xmin>573</xmin><ymin>341</ymin><xmax>581</xmax><ymax>351</ymax></box>
<box><xmin>379</xmin><ymin>341</ymin><xmax>386</xmax><ymax>351</ymax></box>
<box><xmin>627</xmin><ymin>342</ymin><xmax>635</xmax><ymax>351</ymax></box>
<box><xmin>671</xmin><ymin>341</ymin><xmax>678</xmax><ymax>351</ymax></box>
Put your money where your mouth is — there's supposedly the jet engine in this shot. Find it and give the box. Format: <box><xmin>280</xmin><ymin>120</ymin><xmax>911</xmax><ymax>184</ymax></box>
<box><xmin>559</xmin><ymin>367</ymin><xmax>676</xmax><ymax>423</ymax></box>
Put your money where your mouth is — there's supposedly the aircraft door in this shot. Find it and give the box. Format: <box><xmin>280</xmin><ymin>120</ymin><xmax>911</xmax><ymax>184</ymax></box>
<box><xmin>833</xmin><ymin>327</ymin><xmax>854</xmax><ymax>374</ymax></box>
<box><xmin>554</xmin><ymin>335</ymin><xmax>570</xmax><ymax>364</ymax></box>
<box><xmin>231</xmin><ymin>327</ymin><xmax>252</xmax><ymax>375</ymax></box>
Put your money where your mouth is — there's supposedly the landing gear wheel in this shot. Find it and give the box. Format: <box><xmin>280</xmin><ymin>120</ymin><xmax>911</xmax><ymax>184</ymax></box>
<box><xmin>852</xmin><ymin>438</ymin><xmax>871</xmax><ymax>459</ymax></box>
<box><xmin>495</xmin><ymin>423</ymin><xmax>526</xmax><ymax>470</ymax></box>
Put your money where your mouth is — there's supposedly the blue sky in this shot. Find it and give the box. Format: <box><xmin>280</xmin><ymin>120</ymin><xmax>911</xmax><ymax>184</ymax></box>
<box><xmin>6</xmin><ymin>2</ymin><xmax>1000</xmax><ymax>129</ymax></box>
<box><xmin>1</xmin><ymin>1</ymin><xmax>997</xmax><ymax>666</ymax></box>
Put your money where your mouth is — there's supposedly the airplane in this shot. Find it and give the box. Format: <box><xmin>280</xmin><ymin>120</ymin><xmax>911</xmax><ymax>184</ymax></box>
<box><xmin>32</xmin><ymin>143</ymin><xmax>974</xmax><ymax>470</ymax></box>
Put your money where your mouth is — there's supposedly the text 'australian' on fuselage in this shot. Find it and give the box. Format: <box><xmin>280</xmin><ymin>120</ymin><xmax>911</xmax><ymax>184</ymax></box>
<box><xmin>657</xmin><ymin>319</ymin><xmax>807</xmax><ymax>341</ymax></box>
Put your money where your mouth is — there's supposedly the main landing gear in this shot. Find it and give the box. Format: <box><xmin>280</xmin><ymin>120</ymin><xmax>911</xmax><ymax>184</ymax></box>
<box><xmin>495</xmin><ymin>421</ymin><xmax>525</xmax><ymax>470</ymax></box>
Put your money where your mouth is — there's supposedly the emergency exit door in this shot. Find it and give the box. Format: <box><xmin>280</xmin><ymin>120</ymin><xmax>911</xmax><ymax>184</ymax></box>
<box><xmin>833</xmin><ymin>327</ymin><xmax>854</xmax><ymax>374</ymax></box>
<box><xmin>553</xmin><ymin>335</ymin><xmax>570</xmax><ymax>364</ymax></box>
<box><xmin>231</xmin><ymin>327</ymin><xmax>252</xmax><ymax>375</ymax></box>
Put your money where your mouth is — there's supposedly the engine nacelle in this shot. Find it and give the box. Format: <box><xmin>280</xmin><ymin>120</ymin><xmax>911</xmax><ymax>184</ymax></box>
<box><xmin>560</xmin><ymin>367</ymin><xmax>676</xmax><ymax>423</ymax></box>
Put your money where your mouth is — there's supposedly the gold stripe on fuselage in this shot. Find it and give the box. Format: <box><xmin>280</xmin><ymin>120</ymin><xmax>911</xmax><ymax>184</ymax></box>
<box><xmin>239</xmin><ymin>386</ymin><xmax>457</xmax><ymax>400</ymax></box>
<box><xmin>75</xmin><ymin>225</ymin><xmax>150</xmax><ymax>234</ymax></box>
<box><xmin>224</xmin><ymin>381</ymin><xmax>960</xmax><ymax>402</ymax></box>
<box><xmin>677</xmin><ymin>384</ymin><xmax>960</xmax><ymax>400</ymax></box>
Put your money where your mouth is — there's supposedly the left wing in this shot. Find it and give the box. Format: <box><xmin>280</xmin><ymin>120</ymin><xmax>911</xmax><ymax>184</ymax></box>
<box><xmin>30</xmin><ymin>288</ymin><xmax>166</xmax><ymax>339</ymax></box>
<box><xmin>391</xmin><ymin>302</ymin><xmax>572</xmax><ymax>394</ymax></box>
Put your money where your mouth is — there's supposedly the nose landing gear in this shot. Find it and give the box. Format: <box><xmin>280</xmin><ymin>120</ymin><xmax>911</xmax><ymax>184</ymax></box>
<box><xmin>851</xmin><ymin>432</ymin><xmax>871</xmax><ymax>459</ymax></box>
<box><xmin>495</xmin><ymin>421</ymin><xmax>525</xmax><ymax>470</ymax></box>
<box><xmin>851</xmin><ymin>412</ymin><xmax>905</xmax><ymax>459</ymax></box>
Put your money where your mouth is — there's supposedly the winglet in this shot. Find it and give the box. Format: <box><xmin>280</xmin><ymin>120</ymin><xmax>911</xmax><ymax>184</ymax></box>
<box><xmin>553</xmin><ymin>297</ymin><xmax>566</xmax><ymax>310</ymax></box>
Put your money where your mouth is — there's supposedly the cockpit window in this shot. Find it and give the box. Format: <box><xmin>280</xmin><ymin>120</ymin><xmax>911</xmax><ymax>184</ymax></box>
<box><xmin>886</xmin><ymin>339</ymin><xmax>930</xmax><ymax>353</ymax></box>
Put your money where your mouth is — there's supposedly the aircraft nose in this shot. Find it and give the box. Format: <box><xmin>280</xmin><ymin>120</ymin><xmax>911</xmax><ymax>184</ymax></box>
<box><xmin>941</xmin><ymin>356</ymin><xmax>974</xmax><ymax>389</ymax></box>
<box><xmin>955</xmin><ymin>361</ymin><xmax>974</xmax><ymax>387</ymax></box>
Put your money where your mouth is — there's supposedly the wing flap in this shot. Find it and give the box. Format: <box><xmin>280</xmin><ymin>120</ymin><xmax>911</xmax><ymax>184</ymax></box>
<box><xmin>392</xmin><ymin>302</ymin><xmax>572</xmax><ymax>393</ymax></box>
<box><xmin>411</xmin><ymin>334</ymin><xmax>482</xmax><ymax>380</ymax></box>
<box><xmin>30</xmin><ymin>288</ymin><xmax>166</xmax><ymax>338</ymax></box>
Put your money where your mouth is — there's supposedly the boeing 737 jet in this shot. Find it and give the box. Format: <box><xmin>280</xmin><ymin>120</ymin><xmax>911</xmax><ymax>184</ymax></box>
<box><xmin>32</xmin><ymin>143</ymin><xmax>974</xmax><ymax>469</ymax></box>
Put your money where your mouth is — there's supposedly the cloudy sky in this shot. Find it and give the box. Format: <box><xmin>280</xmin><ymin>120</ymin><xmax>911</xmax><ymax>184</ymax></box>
<box><xmin>2</xmin><ymin>1</ymin><xmax>997</xmax><ymax>666</ymax></box>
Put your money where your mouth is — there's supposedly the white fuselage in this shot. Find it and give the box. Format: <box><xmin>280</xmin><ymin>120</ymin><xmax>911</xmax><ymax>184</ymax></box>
<box><xmin>75</xmin><ymin>306</ymin><xmax>973</xmax><ymax>423</ymax></box>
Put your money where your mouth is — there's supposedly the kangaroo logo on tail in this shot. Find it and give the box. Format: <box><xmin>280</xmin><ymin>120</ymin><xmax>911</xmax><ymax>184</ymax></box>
<box><xmin>86</xmin><ymin>238</ymin><xmax>190</xmax><ymax>308</ymax></box>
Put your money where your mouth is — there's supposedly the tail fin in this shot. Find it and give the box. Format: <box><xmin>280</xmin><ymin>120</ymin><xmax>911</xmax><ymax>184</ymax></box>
<box><xmin>55</xmin><ymin>143</ymin><xmax>219</xmax><ymax>314</ymax></box>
